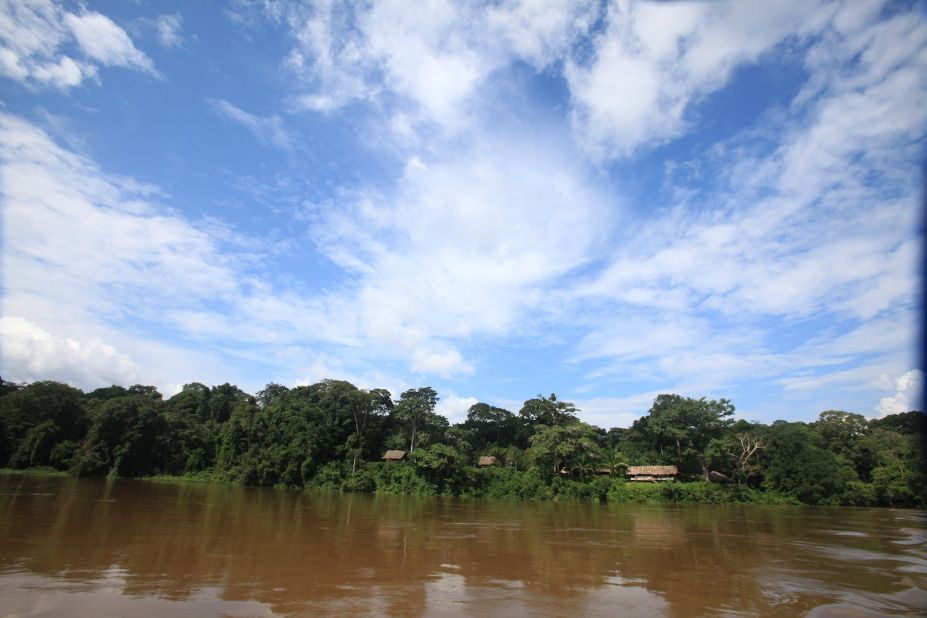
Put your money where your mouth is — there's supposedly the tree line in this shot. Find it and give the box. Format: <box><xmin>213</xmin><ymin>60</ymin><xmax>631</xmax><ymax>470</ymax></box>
<box><xmin>0</xmin><ymin>378</ymin><xmax>923</xmax><ymax>507</ymax></box>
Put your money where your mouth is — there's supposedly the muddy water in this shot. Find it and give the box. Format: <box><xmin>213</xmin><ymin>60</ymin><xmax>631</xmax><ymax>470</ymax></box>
<box><xmin>0</xmin><ymin>473</ymin><xmax>924</xmax><ymax>617</ymax></box>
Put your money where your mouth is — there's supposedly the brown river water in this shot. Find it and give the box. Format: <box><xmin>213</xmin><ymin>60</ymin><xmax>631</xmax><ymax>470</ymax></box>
<box><xmin>0</xmin><ymin>473</ymin><xmax>925</xmax><ymax>617</ymax></box>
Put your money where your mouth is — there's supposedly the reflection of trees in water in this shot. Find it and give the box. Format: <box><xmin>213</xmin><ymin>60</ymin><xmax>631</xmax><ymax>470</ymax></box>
<box><xmin>0</xmin><ymin>475</ymin><xmax>921</xmax><ymax>617</ymax></box>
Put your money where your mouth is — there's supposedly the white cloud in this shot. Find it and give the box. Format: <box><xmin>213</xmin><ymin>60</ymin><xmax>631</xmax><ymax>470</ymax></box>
<box><xmin>210</xmin><ymin>99</ymin><xmax>293</xmax><ymax>150</ymax></box>
<box><xmin>0</xmin><ymin>0</ymin><xmax>156</xmax><ymax>89</ymax></box>
<box><xmin>4</xmin><ymin>112</ymin><xmax>608</xmax><ymax>389</ymax></box>
<box><xmin>562</xmin><ymin>1</ymin><xmax>924</xmax><ymax>415</ymax></box>
<box><xmin>411</xmin><ymin>346</ymin><xmax>473</xmax><ymax>378</ymax></box>
<box><xmin>876</xmin><ymin>369</ymin><xmax>924</xmax><ymax>417</ymax></box>
<box><xmin>0</xmin><ymin>316</ymin><xmax>140</xmax><ymax>388</ymax></box>
<box><xmin>307</xmin><ymin>131</ymin><xmax>612</xmax><ymax>376</ymax></box>
<box><xmin>30</xmin><ymin>54</ymin><xmax>90</xmax><ymax>88</ymax></box>
<box><xmin>154</xmin><ymin>14</ymin><xmax>183</xmax><ymax>49</ymax></box>
<box><xmin>564</xmin><ymin>0</ymin><xmax>830</xmax><ymax>158</ymax></box>
<box><xmin>577</xmin><ymin>2</ymin><xmax>923</xmax><ymax>316</ymax></box>
<box><xmin>279</xmin><ymin>0</ymin><xmax>594</xmax><ymax>134</ymax></box>
<box><xmin>436</xmin><ymin>393</ymin><xmax>479</xmax><ymax>424</ymax></box>
<box><xmin>0</xmin><ymin>113</ymin><xmax>252</xmax><ymax>390</ymax></box>
<box><xmin>573</xmin><ymin>391</ymin><xmax>664</xmax><ymax>429</ymax></box>
<box><xmin>64</xmin><ymin>11</ymin><xmax>156</xmax><ymax>74</ymax></box>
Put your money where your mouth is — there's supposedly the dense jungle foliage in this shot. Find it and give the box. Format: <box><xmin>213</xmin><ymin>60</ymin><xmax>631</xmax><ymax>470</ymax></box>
<box><xmin>0</xmin><ymin>378</ymin><xmax>923</xmax><ymax>507</ymax></box>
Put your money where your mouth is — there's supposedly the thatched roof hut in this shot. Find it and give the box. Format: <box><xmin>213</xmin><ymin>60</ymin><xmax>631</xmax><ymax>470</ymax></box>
<box><xmin>478</xmin><ymin>455</ymin><xmax>497</xmax><ymax>467</ymax></box>
<box><xmin>382</xmin><ymin>450</ymin><xmax>407</xmax><ymax>462</ymax></box>
<box><xmin>626</xmin><ymin>465</ymin><xmax>678</xmax><ymax>482</ymax></box>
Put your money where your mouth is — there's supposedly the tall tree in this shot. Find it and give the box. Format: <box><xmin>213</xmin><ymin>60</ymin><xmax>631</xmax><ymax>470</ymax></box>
<box><xmin>527</xmin><ymin>422</ymin><xmax>601</xmax><ymax>477</ymax></box>
<box><xmin>0</xmin><ymin>381</ymin><xmax>88</xmax><ymax>469</ymax></box>
<box><xmin>640</xmin><ymin>394</ymin><xmax>735</xmax><ymax>479</ymax></box>
<box><xmin>393</xmin><ymin>387</ymin><xmax>439</xmax><ymax>453</ymax></box>
<box><xmin>76</xmin><ymin>394</ymin><xmax>168</xmax><ymax>477</ymax></box>
<box><xmin>519</xmin><ymin>394</ymin><xmax>579</xmax><ymax>430</ymax></box>
<box><xmin>464</xmin><ymin>402</ymin><xmax>516</xmax><ymax>448</ymax></box>
<box><xmin>347</xmin><ymin>387</ymin><xmax>392</xmax><ymax>473</ymax></box>
<box><xmin>762</xmin><ymin>421</ymin><xmax>858</xmax><ymax>505</ymax></box>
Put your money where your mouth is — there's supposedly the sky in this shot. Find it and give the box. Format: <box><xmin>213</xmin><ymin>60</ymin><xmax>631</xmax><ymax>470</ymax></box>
<box><xmin>0</xmin><ymin>0</ymin><xmax>924</xmax><ymax>428</ymax></box>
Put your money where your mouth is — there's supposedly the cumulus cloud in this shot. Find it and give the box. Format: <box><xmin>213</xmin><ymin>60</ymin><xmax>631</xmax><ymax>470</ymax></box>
<box><xmin>0</xmin><ymin>0</ymin><xmax>156</xmax><ymax>89</ymax></box>
<box><xmin>573</xmin><ymin>391</ymin><xmax>666</xmax><ymax>430</ymax></box>
<box><xmin>876</xmin><ymin>370</ymin><xmax>924</xmax><ymax>417</ymax></box>
<box><xmin>436</xmin><ymin>393</ymin><xmax>479</xmax><ymax>424</ymax></box>
<box><xmin>0</xmin><ymin>316</ymin><xmax>139</xmax><ymax>388</ymax></box>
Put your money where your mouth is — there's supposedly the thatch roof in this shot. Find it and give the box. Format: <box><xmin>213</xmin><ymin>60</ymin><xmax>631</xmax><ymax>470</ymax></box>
<box><xmin>382</xmin><ymin>450</ymin><xmax>407</xmax><ymax>461</ymax></box>
<box><xmin>478</xmin><ymin>455</ymin><xmax>497</xmax><ymax>467</ymax></box>
<box><xmin>627</xmin><ymin>465</ymin><xmax>678</xmax><ymax>476</ymax></box>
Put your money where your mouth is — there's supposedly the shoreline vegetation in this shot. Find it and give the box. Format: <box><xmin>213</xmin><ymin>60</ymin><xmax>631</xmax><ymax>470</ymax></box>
<box><xmin>0</xmin><ymin>379</ymin><xmax>923</xmax><ymax>507</ymax></box>
<box><xmin>1</xmin><ymin>467</ymin><xmax>801</xmax><ymax>505</ymax></box>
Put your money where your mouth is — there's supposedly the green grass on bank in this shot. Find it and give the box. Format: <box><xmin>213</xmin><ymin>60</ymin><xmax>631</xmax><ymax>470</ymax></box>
<box><xmin>0</xmin><ymin>467</ymin><xmax>69</xmax><ymax>477</ymax></box>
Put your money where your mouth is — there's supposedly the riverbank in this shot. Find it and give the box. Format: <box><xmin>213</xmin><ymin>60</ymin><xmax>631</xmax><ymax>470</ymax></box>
<box><xmin>1</xmin><ymin>466</ymin><xmax>801</xmax><ymax>505</ymax></box>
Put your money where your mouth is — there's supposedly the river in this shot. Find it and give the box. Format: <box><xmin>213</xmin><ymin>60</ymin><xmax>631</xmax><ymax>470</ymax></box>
<box><xmin>0</xmin><ymin>473</ymin><xmax>924</xmax><ymax>616</ymax></box>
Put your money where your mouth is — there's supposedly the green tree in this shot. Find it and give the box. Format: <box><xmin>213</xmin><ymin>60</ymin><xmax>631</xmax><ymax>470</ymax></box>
<box><xmin>412</xmin><ymin>443</ymin><xmax>467</xmax><ymax>493</ymax></box>
<box><xmin>636</xmin><ymin>394</ymin><xmax>735</xmax><ymax>478</ymax></box>
<box><xmin>814</xmin><ymin>410</ymin><xmax>868</xmax><ymax>463</ymax></box>
<box><xmin>519</xmin><ymin>393</ymin><xmax>579</xmax><ymax>428</ymax></box>
<box><xmin>393</xmin><ymin>387</ymin><xmax>440</xmax><ymax>453</ymax></box>
<box><xmin>855</xmin><ymin>428</ymin><xmax>921</xmax><ymax>506</ymax></box>
<box><xmin>75</xmin><ymin>394</ymin><xmax>168</xmax><ymax>477</ymax></box>
<box><xmin>347</xmin><ymin>387</ymin><xmax>392</xmax><ymax>473</ymax></box>
<box><xmin>464</xmin><ymin>402</ymin><xmax>517</xmax><ymax>448</ymax></box>
<box><xmin>0</xmin><ymin>381</ymin><xmax>88</xmax><ymax>469</ymax></box>
<box><xmin>762</xmin><ymin>422</ymin><xmax>858</xmax><ymax>505</ymax></box>
<box><xmin>527</xmin><ymin>422</ymin><xmax>600</xmax><ymax>477</ymax></box>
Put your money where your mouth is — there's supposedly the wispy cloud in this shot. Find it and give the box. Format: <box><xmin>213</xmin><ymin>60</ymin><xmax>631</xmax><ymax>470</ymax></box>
<box><xmin>210</xmin><ymin>99</ymin><xmax>293</xmax><ymax>150</ymax></box>
<box><xmin>64</xmin><ymin>11</ymin><xmax>157</xmax><ymax>75</ymax></box>
<box><xmin>305</xmin><ymin>130</ymin><xmax>613</xmax><ymax>377</ymax></box>
<box><xmin>564</xmin><ymin>0</ymin><xmax>831</xmax><ymax>158</ymax></box>
<box><xmin>569</xmin><ymin>0</ymin><xmax>924</xmax><ymax>385</ymax></box>
<box><xmin>278</xmin><ymin>0</ymin><xmax>594</xmax><ymax>136</ymax></box>
<box><xmin>154</xmin><ymin>14</ymin><xmax>183</xmax><ymax>49</ymax></box>
<box><xmin>0</xmin><ymin>113</ymin><xmax>247</xmax><ymax>390</ymax></box>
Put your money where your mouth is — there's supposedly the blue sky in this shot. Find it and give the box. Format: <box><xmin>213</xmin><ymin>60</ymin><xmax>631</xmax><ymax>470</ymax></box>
<box><xmin>0</xmin><ymin>0</ymin><xmax>924</xmax><ymax>427</ymax></box>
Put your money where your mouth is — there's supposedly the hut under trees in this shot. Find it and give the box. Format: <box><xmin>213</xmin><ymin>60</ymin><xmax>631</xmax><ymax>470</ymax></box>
<box><xmin>626</xmin><ymin>465</ymin><xmax>678</xmax><ymax>482</ymax></box>
<box><xmin>478</xmin><ymin>455</ymin><xmax>497</xmax><ymax>467</ymax></box>
<box><xmin>382</xmin><ymin>450</ymin><xmax>407</xmax><ymax>462</ymax></box>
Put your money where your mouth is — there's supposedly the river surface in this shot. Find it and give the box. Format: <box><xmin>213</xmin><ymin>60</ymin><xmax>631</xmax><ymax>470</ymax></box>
<box><xmin>0</xmin><ymin>473</ymin><xmax>925</xmax><ymax>617</ymax></box>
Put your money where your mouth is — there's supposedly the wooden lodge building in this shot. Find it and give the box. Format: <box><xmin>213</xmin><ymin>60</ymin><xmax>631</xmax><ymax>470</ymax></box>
<box><xmin>626</xmin><ymin>465</ymin><xmax>678</xmax><ymax>482</ymax></box>
<box><xmin>382</xmin><ymin>450</ymin><xmax>407</xmax><ymax>462</ymax></box>
<box><xmin>478</xmin><ymin>456</ymin><xmax>497</xmax><ymax>468</ymax></box>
